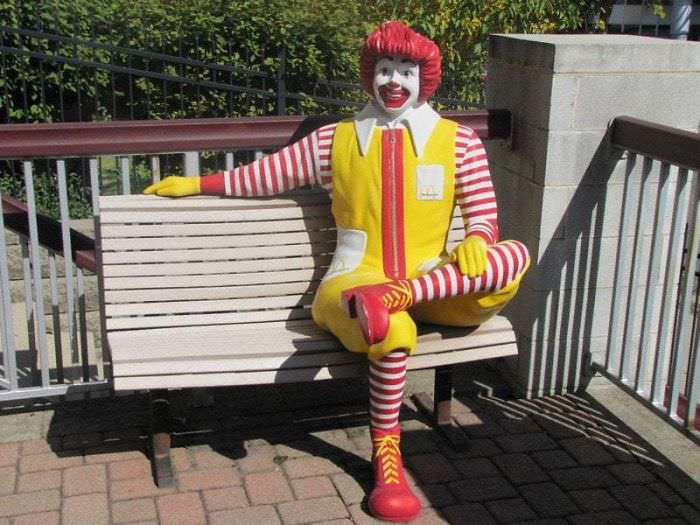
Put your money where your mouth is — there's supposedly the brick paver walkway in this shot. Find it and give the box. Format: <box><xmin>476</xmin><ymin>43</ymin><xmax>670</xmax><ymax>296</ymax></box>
<box><xmin>0</xmin><ymin>376</ymin><xmax>698</xmax><ymax>524</ymax></box>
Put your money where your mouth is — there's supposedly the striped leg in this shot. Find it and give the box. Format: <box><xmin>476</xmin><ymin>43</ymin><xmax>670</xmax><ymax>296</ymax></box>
<box><xmin>367</xmin><ymin>351</ymin><xmax>420</xmax><ymax>522</ymax></box>
<box><xmin>411</xmin><ymin>240</ymin><xmax>530</xmax><ymax>303</ymax></box>
<box><xmin>369</xmin><ymin>351</ymin><xmax>407</xmax><ymax>429</ymax></box>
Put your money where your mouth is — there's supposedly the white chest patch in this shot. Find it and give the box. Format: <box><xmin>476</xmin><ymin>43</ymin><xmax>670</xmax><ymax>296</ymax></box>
<box><xmin>417</xmin><ymin>165</ymin><xmax>444</xmax><ymax>201</ymax></box>
<box><xmin>323</xmin><ymin>227</ymin><xmax>367</xmax><ymax>281</ymax></box>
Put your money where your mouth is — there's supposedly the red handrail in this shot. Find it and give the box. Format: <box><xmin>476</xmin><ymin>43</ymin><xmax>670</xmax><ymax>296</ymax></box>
<box><xmin>0</xmin><ymin>110</ymin><xmax>511</xmax><ymax>159</ymax></box>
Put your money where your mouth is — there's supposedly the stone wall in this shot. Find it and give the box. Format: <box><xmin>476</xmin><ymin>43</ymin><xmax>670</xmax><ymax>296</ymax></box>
<box><xmin>484</xmin><ymin>34</ymin><xmax>700</xmax><ymax>396</ymax></box>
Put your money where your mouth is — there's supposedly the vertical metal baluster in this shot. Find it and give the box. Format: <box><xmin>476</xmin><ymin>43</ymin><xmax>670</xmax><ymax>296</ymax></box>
<box><xmin>572</xmin><ymin>233</ymin><xmax>592</xmax><ymax>393</ymax></box>
<box><xmin>150</xmin><ymin>156</ymin><xmax>161</xmax><ymax>184</ymax></box>
<box><xmin>90</xmin><ymin>159</ymin><xmax>110</xmax><ymax>380</ymax></box>
<box><xmin>48</xmin><ymin>253</ymin><xmax>64</xmax><ymax>383</ymax></box>
<box><xmin>184</xmin><ymin>152</ymin><xmax>200</xmax><ymax>177</ymax></box>
<box><xmin>23</xmin><ymin>161</ymin><xmax>50</xmax><ymax>387</ymax></box>
<box><xmin>526</xmin><ymin>316</ymin><xmax>540</xmax><ymax>398</ymax></box>
<box><xmin>537</xmin><ymin>291</ymin><xmax>555</xmax><ymax>398</ymax></box>
<box><xmin>669</xmin><ymin>176</ymin><xmax>700</xmax><ymax>423</ymax></box>
<box><xmin>549</xmin><ymin>262</ymin><xmax>565</xmax><ymax>396</ymax></box>
<box><xmin>0</xmin><ymin>192</ymin><xmax>18</xmax><ymax>390</ymax></box>
<box><xmin>636</xmin><ymin>162</ymin><xmax>672</xmax><ymax>396</ymax></box>
<box><xmin>57</xmin><ymin>161</ymin><xmax>78</xmax><ymax>368</ymax></box>
<box><xmin>120</xmin><ymin>156</ymin><xmax>131</xmax><ymax>195</ymax></box>
<box><xmin>110</xmin><ymin>49</ymin><xmax>117</xmax><ymax>119</ymax></box>
<box><xmin>20</xmin><ymin>241</ymin><xmax>37</xmax><ymax>381</ymax></box>
<box><xmin>607</xmin><ymin>153</ymin><xmax>638</xmax><ymax>375</ymax></box>
<box><xmin>77</xmin><ymin>268</ymin><xmax>89</xmax><ymax>381</ymax></box>
<box><xmin>225</xmin><ymin>152</ymin><xmax>234</xmax><ymax>172</ymax></box>
<box><xmin>620</xmin><ymin>157</ymin><xmax>654</xmax><ymax>385</ymax></box>
<box><xmin>652</xmin><ymin>168</ymin><xmax>691</xmax><ymax>407</ymax></box>
<box><xmin>685</xmin><ymin>301</ymin><xmax>700</xmax><ymax>431</ymax></box>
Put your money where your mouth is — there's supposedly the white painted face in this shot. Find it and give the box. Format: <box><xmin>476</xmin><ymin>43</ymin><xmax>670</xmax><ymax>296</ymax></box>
<box><xmin>372</xmin><ymin>55</ymin><xmax>420</xmax><ymax>118</ymax></box>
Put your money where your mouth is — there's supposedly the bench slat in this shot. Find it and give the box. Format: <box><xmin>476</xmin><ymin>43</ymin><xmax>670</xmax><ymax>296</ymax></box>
<box><xmin>101</xmin><ymin>231</ymin><xmax>336</xmax><ymax>251</ymax></box>
<box><xmin>113</xmin><ymin>341</ymin><xmax>518</xmax><ymax>390</ymax></box>
<box><xmin>99</xmin><ymin>193</ymin><xmax>330</xmax><ymax>211</ymax></box>
<box><xmin>105</xmin><ymin>307</ymin><xmax>313</xmax><ymax>330</ymax></box>
<box><xmin>103</xmin><ymin>269</ymin><xmax>324</xmax><ymax>290</ymax></box>
<box><xmin>102</xmin><ymin>242</ymin><xmax>335</xmax><ymax>264</ymax></box>
<box><xmin>105</xmin><ymin>282</ymin><xmax>316</xmax><ymax>303</ymax></box>
<box><xmin>99</xmin><ymin>205</ymin><xmax>333</xmax><ymax>224</ymax></box>
<box><xmin>106</xmin><ymin>293</ymin><xmax>314</xmax><ymax>316</ymax></box>
<box><xmin>102</xmin><ymin>229</ymin><xmax>461</xmax><ymax>258</ymax></box>
<box><xmin>109</xmin><ymin>315</ymin><xmax>515</xmax><ymax>362</ymax></box>
<box><xmin>102</xmin><ymin>255</ymin><xmax>332</xmax><ymax>277</ymax></box>
<box><xmin>100</xmin><ymin>217</ymin><xmax>336</xmax><ymax>238</ymax></box>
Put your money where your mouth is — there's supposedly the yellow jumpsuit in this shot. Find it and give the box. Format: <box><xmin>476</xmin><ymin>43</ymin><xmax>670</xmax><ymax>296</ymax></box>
<box><xmin>311</xmin><ymin>118</ymin><xmax>521</xmax><ymax>360</ymax></box>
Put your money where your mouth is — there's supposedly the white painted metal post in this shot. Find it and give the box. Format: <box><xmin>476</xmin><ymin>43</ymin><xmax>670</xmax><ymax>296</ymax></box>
<box><xmin>90</xmin><ymin>158</ymin><xmax>111</xmax><ymax>380</ymax></box>
<box><xmin>0</xmin><ymin>194</ymin><xmax>18</xmax><ymax>390</ymax></box>
<box><xmin>606</xmin><ymin>154</ymin><xmax>638</xmax><ymax>376</ymax></box>
<box><xmin>636</xmin><ymin>162</ymin><xmax>672</xmax><ymax>395</ymax></box>
<box><xmin>23</xmin><ymin>161</ymin><xmax>50</xmax><ymax>387</ymax></box>
<box><xmin>57</xmin><ymin>161</ymin><xmax>78</xmax><ymax>367</ymax></box>
<box><xmin>120</xmin><ymin>156</ymin><xmax>131</xmax><ymax>195</ymax></box>
<box><xmin>668</xmin><ymin>177</ymin><xmax>700</xmax><ymax>422</ymax></box>
<box><xmin>184</xmin><ymin>152</ymin><xmax>200</xmax><ymax>177</ymax></box>
<box><xmin>652</xmin><ymin>168</ymin><xmax>691</xmax><ymax>407</ymax></box>
<box><xmin>150</xmin><ymin>156</ymin><xmax>161</xmax><ymax>184</ymax></box>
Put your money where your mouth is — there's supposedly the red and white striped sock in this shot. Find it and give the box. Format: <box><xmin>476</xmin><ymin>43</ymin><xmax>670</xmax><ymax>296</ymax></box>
<box><xmin>369</xmin><ymin>351</ymin><xmax>408</xmax><ymax>430</ymax></box>
<box><xmin>410</xmin><ymin>240</ymin><xmax>530</xmax><ymax>304</ymax></box>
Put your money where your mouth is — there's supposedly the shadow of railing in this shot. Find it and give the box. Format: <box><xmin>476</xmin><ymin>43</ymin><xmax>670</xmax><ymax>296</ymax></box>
<box><xmin>515</xmin><ymin>127</ymin><xmax>624</xmax><ymax>396</ymax></box>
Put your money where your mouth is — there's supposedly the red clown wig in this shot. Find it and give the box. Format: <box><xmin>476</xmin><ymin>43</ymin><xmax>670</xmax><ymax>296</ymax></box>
<box><xmin>360</xmin><ymin>21</ymin><xmax>442</xmax><ymax>102</ymax></box>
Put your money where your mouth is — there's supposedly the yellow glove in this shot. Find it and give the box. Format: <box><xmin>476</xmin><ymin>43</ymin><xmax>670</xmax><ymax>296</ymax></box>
<box><xmin>452</xmin><ymin>235</ymin><xmax>488</xmax><ymax>278</ymax></box>
<box><xmin>144</xmin><ymin>176</ymin><xmax>200</xmax><ymax>197</ymax></box>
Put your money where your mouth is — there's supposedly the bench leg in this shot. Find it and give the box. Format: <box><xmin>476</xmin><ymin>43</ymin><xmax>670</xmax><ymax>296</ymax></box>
<box><xmin>150</xmin><ymin>389</ymin><xmax>175</xmax><ymax>488</ymax></box>
<box><xmin>412</xmin><ymin>365</ymin><xmax>469</xmax><ymax>449</ymax></box>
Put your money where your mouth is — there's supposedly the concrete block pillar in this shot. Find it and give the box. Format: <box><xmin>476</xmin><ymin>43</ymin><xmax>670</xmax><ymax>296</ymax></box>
<box><xmin>484</xmin><ymin>34</ymin><xmax>700</xmax><ymax>397</ymax></box>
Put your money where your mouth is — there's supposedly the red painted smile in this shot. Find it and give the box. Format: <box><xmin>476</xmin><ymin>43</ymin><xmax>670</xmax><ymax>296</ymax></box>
<box><xmin>378</xmin><ymin>84</ymin><xmax>409</xmax><ymax>109</ymax></box>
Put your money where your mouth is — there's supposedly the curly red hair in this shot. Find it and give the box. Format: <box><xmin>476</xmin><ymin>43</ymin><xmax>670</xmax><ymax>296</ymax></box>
<box><xmin>360</xmin><ymin>21</ymin><xmax>441</xmax><ymax>102</ymax></box>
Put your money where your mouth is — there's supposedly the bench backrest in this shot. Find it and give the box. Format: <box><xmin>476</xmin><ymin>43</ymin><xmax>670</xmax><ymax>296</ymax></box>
<box><xmin>98</xmin><ymin>193</ymin><xmax>465</xmax><ymax>333</ymax></box>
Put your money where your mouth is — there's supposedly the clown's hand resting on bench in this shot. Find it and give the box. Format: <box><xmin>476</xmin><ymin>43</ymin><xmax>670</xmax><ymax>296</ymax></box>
<box><xmin>144</xmin><ymin>175</ymin><xmax>200</xmax><ymax>197</ymax></box>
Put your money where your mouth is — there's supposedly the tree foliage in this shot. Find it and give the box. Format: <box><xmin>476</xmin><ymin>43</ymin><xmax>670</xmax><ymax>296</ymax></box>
<box><xmin>362</xmin><ymin>1</ymin><xmax>614</xmax><ymax>105</ymax></box>
<box><xmin>0</xmin><ymin>0</ymin><xmax>615</xmax><ymax>122</ymax></box>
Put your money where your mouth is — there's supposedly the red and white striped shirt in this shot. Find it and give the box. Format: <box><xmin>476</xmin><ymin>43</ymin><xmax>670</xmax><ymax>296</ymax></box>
<box><xmin>199</xmin><ymin>122</ymin><xmax>499</xmax><ymax>243</ymax></box>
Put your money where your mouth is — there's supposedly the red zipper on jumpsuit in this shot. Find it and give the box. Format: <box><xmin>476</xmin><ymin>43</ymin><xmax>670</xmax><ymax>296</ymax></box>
<box><xmin>382</xmin><ymin>129</ymin><xmax>406</xmax><ymax>279</ymax></box>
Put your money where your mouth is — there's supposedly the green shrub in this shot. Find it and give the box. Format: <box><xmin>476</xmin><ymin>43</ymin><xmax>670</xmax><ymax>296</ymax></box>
<box><xmin>0</xmin><ymin>0</ymin><xmax>616</xmax><ymax>121</ymax></box>
<box><xmin>363</xmin><ymin>1</ymin><xmax>613</xmax><ymax>106</ymax></box>
<box><xmin>0</xmin><ymin>163</ymin><xmax>93</xmax><ymax>219</ymax></box>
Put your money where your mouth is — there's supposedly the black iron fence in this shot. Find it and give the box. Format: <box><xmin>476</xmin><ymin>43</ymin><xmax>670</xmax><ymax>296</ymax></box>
<box><xmin>0</xmin><ymin>25</ymin><xmax>472</xmax><ymax>124</ymax></box>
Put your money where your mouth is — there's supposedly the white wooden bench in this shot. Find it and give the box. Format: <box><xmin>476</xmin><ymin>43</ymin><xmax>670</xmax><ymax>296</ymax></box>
<box><xmin>97</xmin><ymin>192</ymin><xmax>519</xmax><ymax>486</ymax></box>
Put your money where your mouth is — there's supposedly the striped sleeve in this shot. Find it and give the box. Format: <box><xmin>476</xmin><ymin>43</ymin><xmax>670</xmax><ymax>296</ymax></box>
<box><xmin>454</xmin><ymin>125</ymin><xmax>499</xmax><ymax>244</ymax></box>
<box><xmin>199</xmin><ymin>124</ymin><xmax>337</xmax><ymax>196</ymax></box>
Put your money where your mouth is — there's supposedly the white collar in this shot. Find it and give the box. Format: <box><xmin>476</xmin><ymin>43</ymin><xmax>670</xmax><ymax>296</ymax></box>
<box><xmin>353</xmin><ymin>101</ymin><xmax>441</xmax><ymax>158</ymax></box>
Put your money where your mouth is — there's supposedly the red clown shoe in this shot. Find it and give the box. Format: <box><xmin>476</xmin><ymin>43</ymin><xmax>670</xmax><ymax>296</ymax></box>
<box><xmin>368</xmin><ymin>426</ymin><xmax>421</xmax><ymax>522</ymax></box>
<box><xmin>341</xmin><ymin>280</ymin><xmax>414</xmax><ymax>345</ymax></box>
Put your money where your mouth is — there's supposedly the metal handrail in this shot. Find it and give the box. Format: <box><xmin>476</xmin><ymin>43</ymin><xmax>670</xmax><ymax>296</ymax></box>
<box><xmin>0</xmin><ymin>109</ymin><xmax>511</xmax><ymax>160</ymax></box>
<box><xmin>611</xmin><ymin>116</ymin><xmax>700</xmax><ymax>171</ymax></box>
<box><xmin>1</xmin><ymin>195</ymin><xmax>96</xmax><ymax>272</ymax></box>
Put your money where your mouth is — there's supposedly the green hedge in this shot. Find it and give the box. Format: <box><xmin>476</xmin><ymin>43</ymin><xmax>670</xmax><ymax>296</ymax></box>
<box><xmin>0</xmin><ymin>0</ymin><xmax>367</xmax><ymax>122</ymax></box>
<box><xmin>0</xmin><ymin>0</ymin><xmax>615</xmax><ymax>123</ymax></box>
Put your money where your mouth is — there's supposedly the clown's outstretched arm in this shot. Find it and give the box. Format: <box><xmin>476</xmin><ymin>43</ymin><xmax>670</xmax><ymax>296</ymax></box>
<box><xmin>144</xmin><ymin>124</ymin><xmax>336</xmax><ymax>197</ymax></box>
<box><xmin>452</xmin><ymin>126</ymin><xmax>499</xmax><ymax>277</ymax></box>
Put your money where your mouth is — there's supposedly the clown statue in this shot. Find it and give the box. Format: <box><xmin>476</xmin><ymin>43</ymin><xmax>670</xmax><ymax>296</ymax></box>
<box><xmin>146</xmin><ymin>21</ymin><xmax>530</xmax><ymax>523</ymax></box>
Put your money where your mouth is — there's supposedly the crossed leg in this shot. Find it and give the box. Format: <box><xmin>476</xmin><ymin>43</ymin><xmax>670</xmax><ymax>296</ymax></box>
<box><xmin>342</xmin><ymin>240</ymin><xmax>530</xmax><ymax>344</ymax></box>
